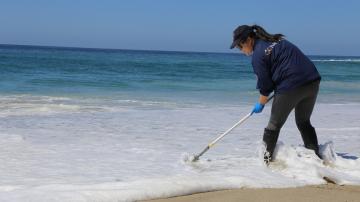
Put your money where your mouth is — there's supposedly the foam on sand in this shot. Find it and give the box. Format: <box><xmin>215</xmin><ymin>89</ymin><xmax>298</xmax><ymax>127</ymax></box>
<box><xmin>1</xmin><ymin>141</ymin><xmax>359</xmax><ymax>202</ymax></box>
<box><xmin>0</xmin><ymin>99</ymin><xmax>359</xmax><ymax>202</ymax></box>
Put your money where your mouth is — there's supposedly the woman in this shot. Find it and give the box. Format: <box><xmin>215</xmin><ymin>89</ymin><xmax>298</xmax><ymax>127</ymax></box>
<box><xmin>230</xmin><ymin>25</ymin><xmax>322</xmax><ymax>163</ymax></box>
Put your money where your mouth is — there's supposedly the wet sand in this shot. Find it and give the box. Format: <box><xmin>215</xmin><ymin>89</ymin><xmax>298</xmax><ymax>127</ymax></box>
<box><xmin>143</xmin><ymin>184</ymin><xmax>360</xmax><ymax>202</ymax></box>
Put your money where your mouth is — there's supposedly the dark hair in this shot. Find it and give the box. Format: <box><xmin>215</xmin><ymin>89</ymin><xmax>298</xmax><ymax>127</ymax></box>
<box><xmin>230</xmin><ymin>24</ymin><xmax>284</xmax><ymax>49</ymax></box>
<box><xmin>252</xmin><ymin>25</ymin><xmax>284</xmax><ymax>42</ymax></box>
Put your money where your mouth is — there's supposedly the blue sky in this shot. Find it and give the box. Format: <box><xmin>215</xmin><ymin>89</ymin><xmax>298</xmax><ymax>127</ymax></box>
<box><xmin>1</xmin><ymin>0</ymin><xmax>359</xmax><ymax>56</ymax></box>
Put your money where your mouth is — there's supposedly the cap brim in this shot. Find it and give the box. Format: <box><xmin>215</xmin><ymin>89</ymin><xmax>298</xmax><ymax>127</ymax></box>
<box><xmin>229</xmin><ymin>39</ymin><xmax>239</xmax><ymax>49</ymax></box>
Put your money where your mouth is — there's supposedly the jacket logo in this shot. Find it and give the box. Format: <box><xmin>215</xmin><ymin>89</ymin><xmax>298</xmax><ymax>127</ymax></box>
<box><xmin>265</xmin><ymin>41</ymin><xmax>279</xmax><ymax>55</ymax></box>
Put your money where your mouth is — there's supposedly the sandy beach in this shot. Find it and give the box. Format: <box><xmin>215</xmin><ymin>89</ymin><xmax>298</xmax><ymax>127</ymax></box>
<box><xmin>143</xmin><ymin>184</ymin><xmax>360</xmax><ymax>202</ymax></box>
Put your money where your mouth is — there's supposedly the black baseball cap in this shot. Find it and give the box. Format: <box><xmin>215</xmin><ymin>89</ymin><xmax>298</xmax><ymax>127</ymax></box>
<box><xmin>230</xmin><ymin>25</ymin><xmax>253</xmax><ymax>49</ymax></box>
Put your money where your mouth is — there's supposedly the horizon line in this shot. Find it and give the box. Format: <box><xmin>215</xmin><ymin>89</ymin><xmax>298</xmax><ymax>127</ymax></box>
<box><xmin>1</xmin><ymin>43</ymin><xmax>359</xmax><ymax>57</ymax></box>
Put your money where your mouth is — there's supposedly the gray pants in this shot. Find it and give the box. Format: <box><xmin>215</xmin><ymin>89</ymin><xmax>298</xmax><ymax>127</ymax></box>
<box><xmin>267</xmin><ymin>80</ymin><xmax>320</xmax><ymax>131</ymax></box>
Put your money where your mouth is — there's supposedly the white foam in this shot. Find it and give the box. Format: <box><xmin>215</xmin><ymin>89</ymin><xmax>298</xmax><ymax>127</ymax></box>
<box><xmin>312</xmin><ymin>59</ymin><xmax>360</xmax><ymax>62</ymax></box>
<box><xmin>0</xmin><ymin>99</ymin><xmax>359</xmax><ymax>201</ymax></box>
<box><xmin>2</xmin><ymin>142</ymin><xmax>359</xmax><ymax>202</ymax></box>
<box><xmin>0</xmin><ymin>94</ymin><xmax>195</xmax><ymax>117</ymax></box>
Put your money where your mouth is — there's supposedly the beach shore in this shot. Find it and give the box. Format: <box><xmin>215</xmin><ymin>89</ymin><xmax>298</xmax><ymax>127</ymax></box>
<box><xmin>143</xmin><ymin>184</ymin><xmax>360</xmax><ymax>202</ymax></box>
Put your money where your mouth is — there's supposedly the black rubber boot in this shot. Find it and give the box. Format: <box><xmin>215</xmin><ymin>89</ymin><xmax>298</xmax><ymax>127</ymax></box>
<box><xmin>297</xmin><ymin>120</ymin><xmax>322</xmax><ymax>159</ymax></box>
<box><xmin>262</xmin><ymin>128</ymin><xmax>280</xmax><ymax>164</ymax></box>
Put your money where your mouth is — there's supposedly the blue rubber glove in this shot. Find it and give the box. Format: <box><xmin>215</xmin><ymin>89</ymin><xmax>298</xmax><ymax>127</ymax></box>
<box><xmin>252</xmin><ymin>103</ymin><xmax>264</xmax><ymax>114</ymax></box>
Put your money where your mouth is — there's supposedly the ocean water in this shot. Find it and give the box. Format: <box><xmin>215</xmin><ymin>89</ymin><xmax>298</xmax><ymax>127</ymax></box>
<box><xmin>0</xmin><ymin>45</ymin><xmax>360</xmax><ymax>201</ymax></box>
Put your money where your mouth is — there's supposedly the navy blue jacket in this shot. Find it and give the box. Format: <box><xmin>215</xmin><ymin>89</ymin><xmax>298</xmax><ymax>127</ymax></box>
<box><xmin>251</xmin><ymin>39</ymin><xmax>321</xmax><ymax>96</ymax></box>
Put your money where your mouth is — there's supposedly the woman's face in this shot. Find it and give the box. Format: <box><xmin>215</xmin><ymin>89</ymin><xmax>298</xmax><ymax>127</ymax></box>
<box><xmin>237</xmin><ymin>37</ymin><xmax>254</xmax><ymax>56</ymax></box>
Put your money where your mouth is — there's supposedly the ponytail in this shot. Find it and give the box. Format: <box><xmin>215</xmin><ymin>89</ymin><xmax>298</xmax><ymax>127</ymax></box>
<box><xmin>252</xmin><ymin>25</ymin><xmax>284</xmax><ymax>42</ymax></box>
<box><xmin>230</xmin><ymin>24</ymin><xmax>285</xmax><ymax>49</ymax></box>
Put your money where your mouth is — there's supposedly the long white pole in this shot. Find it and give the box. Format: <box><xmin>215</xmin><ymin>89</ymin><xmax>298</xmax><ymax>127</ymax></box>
<box><xmin>208</xmin><ymin>112</ymin><xmax>252</xmax><ymax>147</ymax></box>
<box><xmin>192</xmin><ymin>94</ymin><xmax>274</xmax><ymax>162</ymax></box>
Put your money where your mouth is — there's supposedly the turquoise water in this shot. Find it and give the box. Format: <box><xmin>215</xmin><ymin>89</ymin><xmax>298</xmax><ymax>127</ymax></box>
<box><xmin>1</xmin><ymin>44</ymin><xmax>360</xmax><ymax>104</ymax></box>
